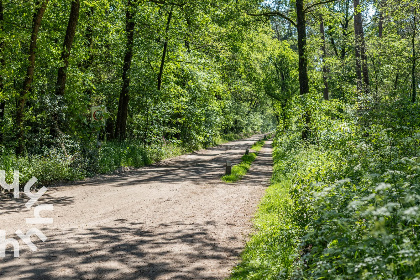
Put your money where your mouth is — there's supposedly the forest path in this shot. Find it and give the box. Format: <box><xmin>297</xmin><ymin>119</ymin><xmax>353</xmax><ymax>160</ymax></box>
<box><xmin>0</xmin><ymin>135</ymin><xmax>273</xmax><ymax>280</ymax></box>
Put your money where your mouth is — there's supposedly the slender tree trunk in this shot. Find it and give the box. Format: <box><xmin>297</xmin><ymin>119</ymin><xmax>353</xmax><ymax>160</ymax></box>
<box><xmin>0</xmin><ymin>0</ymin><xmax>5</xmax><ymax>143</ymax></box>
<box><xmin>320</xmin><ymin>15</ymin><xmax>329</xmax><ymax>100</ymax></box>
<box><xmin>377</xmin><ymin>0</ymin><xmax>386</xmax><ymax>38</ymax></box>
<box><xmin>82</xmin><ymin>6</ymin><xmax>94</xmax><ymax>100</ymax></box>
<box><xmin>353</xmin><ymin>0</ymin><xmax>369</xmax><ymax>94</ymax></box>
<box><xmin>296</xmin><ymin>0</ymin><xmax>311</xmax><ymax>139</ymax></box>
<box><xmin>84</xmin><ymin>7</ymin><xmax>94</xmax><ymax>69</ymax></box>
<box><xmin>115</xmin><ymin>0</ymin><xmax>135</xmax><ymax>140</ymax></box>
<box><xmin>157</xmin><ymin>7</ymin><xmax>173</xmax><ymax>91</ymax></box>
<box><xmin>16</xmin><ymin>0</ymin><xmax>49</xmax><ymax>155</ymax></box>
<box><xmin>184</xmin><ymin>7</ymin><xmax>192</xmax><ymax>52</ymax></box>
<box><xmin>412</xmin><ymin>9</ymin><xmax>417</xmax><ymax>103</ymax></box>
<box><xmin>378</xmin><ymin>8</ymin><xmax>384</xmax><ymax>38</ymax></box>
<box><xmin>328</xmin><ymin>34</ymin><xmax>339</xmax><ymax>57</ymax></box>
<box><xmin>296</xmin><ymin>0</ymin><xmax>309</xmax><ymax>96</ymax></box>
<box><xmin>394</xmin><ymin>72</ymin><xmax>399</xmax><ymax>91</ymax></box>
<box><xmin>55</xmin><ymin>0</ymin><xmax>80</xmax><ymax>96</ymax></box>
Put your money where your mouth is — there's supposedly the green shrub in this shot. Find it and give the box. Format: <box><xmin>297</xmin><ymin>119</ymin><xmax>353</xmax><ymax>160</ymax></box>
<box><xmin>232</xmin><ymin>102</ymin><xmax>420</xmax><ymax>279</ymax></box>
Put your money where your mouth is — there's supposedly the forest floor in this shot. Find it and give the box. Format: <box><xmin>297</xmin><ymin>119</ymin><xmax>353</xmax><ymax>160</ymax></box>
<box><xmin>0</xmin><ymin>135</ymin><xmax>273</xmax><ymax>280</ymax></box>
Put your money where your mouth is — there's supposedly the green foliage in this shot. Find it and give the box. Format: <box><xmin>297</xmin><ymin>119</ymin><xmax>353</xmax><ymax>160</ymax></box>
<box><xmin>0</xmin><ymin>131</ymin><xmax>254</xmax><ymax>187</ymax></box>
<box><xmin>0</xmin><ymin>0</ymin><xmax>278</xmax><ymax>184</ymax></box>
<box><xmin>232</xmin><ymin>99</ymin><xmax>420</xmax><ymax>279</ymax></box>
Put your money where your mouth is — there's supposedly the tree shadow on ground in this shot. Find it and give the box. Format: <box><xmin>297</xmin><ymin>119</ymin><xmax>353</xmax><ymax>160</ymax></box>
<box><xmin>68</xmin><ymin>137</ymin><xmax>263</xmax><ymax>187</ymax></box>
<box><xmin>0</xmin><ymin>220</ymin><xmax>241</xmax><ymax>280</ymax></box>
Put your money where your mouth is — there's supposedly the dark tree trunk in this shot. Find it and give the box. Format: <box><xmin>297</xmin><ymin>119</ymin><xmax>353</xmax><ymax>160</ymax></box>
<box><xmin>341</xmin><ymin>0</ymin><xmax>351</xmax><ymax>60</ymax></box>
<box><xmin>84</xmin><ymin>7</ymin><xmax>94</xmax><ymax>69</ymax></box>
<box><xmin>157</xmin><ymin>7</ymin><xmax>173</xmax><ymax>91</ymax></box>
<box><xmin>296</xmin><ymin>0</ymin><xmax>309</xmax><ymax>96</ymax></box>
<box><xmin>0</xmin><ymin>0</ymin><xmax>5</xmax><ymax>143</ymax></box>
<box><xmin>82</xmin><ymin>6</ymin><xmax>94</xmax><ymax>101</ymax></box>
<box><xmin>184</xmin><ymin>8</ymin><xmax>192</xmax><ymax>52</ymax></box>
<box><xmin>296</xmin><ymin>0</ymin><xmax>311</xmax><ymax>140</ymax></box>
<box><xmin>353</xmin><ymin>0</ymin><xmax>370</xmax><ymax>94</ymax></box>
<box><xmin>16</xmin><ymin>0</ymin><xmax>49</xmax><ymax>155</ymax></box>
<box><xmin>328</xmin><ymin>34</ymin><xmax>339</xmax><ymax>57</ymax></box>
<box><xmin>320</xmin><ymin>15</ymin><xmax>329</xmax><ymax>100</ymax></box>
<box><xmin>378</xmin><ymin>2</ymin><xmax>383</xmax><ymax>38</ymax></box>
<box><xmin>394</xmin><ymin>72</ymin><xmax>399</xmax><ymax>91</ymax></box>
<box><xmin>55</xmin><ymin>0</ymin><xmax>80</xmax><ymax>96</ymax></box>
<box><xmin>412</xmin><ymin>9</ymin><xmax>417</xmax><ymax>103</ymax></box>
<box><xmin>115</xmin><ymin>0</ymin><xmax>135</xmax><ymax>140</ymax></box>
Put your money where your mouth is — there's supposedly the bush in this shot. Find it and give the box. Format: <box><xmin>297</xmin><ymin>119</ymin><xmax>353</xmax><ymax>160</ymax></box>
<box><xmin>232</xmin><ymin>100</ymin><xmax>420</xmax><ymax>279</ymax></box>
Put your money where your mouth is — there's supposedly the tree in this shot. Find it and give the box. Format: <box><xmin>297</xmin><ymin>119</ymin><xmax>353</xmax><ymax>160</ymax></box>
<box><xmin>0</xmin><ymin>0</ymin><xmax>4</xmax><ymax>143</ymax></box>
<box><xmin>411</xmin><ymin>6</ymin><xmax>418</xmax><ymax>103</ymax></box>
<box><xmin>16</xmin><ymin>0</ymin><xmax>49</xmax><ymax>155</ymax></box>
<box><xmin>248</xmin><ymin>0</ymin><xmax>337</xmax><ymax>139</ymax></box>
<box><xmin>157</xmin><ymin>6</ymin><xmax>174</xmax><ymax>90</ymax></box>
<box><xmin>353</xmin><ymin>0</ymin><xmax>369</xmax><ymax>95</ymax></box>
<box><xmin>55</xmin><ymin>0</ymin><xmax>80</xmax><ymax>96</ymax></box>
<box><xmin>115</xmin><ymin>0</ymin><xmax>136</xmax><ymax>140</ymax></box>
<box><xmin>320</xmin><ymin>14</ymin><xmax>329</xmax><ymax>100</ymax></box>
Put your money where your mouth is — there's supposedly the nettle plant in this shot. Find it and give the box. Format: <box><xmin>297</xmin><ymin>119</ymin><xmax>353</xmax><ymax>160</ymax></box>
<box><xmin>294</xmin><ymin>129</ymin><xmax>420</xmax><ymax>279</ymax></box>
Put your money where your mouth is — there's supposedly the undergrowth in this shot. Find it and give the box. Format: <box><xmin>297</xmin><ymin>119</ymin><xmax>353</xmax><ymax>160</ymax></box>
<box><xmin>0</xmin><ymin>132</ymin><xmax>257</xmax><ymax>187</ymax></box>
<box><xmin>231</xmin><ymin>99</ymin><xmax>420</xmax><ymax>279</ymax></box>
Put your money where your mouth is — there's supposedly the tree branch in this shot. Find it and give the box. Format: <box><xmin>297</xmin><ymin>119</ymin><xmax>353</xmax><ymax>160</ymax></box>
<box><xmin>304</xmin><ymin>0</ymin><xmax>338</xmax><ymax>13</ymax></box>
<box><xmin>148</xmin><ymin>0</ymin><xmax>186</xmax><ymax>7</ymax></box>
<box><xmin>247</xmin><ymin>11</ymin><xmax>297</xmax><ymax>27</ymax></box>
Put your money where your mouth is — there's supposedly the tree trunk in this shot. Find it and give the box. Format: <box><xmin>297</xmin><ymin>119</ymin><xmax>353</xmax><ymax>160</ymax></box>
<box><xmin>353</xmin><ymin>0</ymin><xmax>370</xmax><ymax>95</ymax></box>
<box><xmin>84</xmin><ymin>7</ymin><xmax>94</xmax><ymax>69</ymax></box>
<box><xmin>412</xmin><ymin>9</ymin><xmax>417</xmax><ymax>103</ymax></box>
<box><xmin>55</xmin><ymin>0</ymin><xmax>80</xmax><ymax>96</ymax></box>
<box><xmin>0</xmin><ymin>0</ymin><xmax>5</xmax><ymax>143</ymax></box>
<box><xmin>296</xmin><ymin>0</ymin><xmax>311</xmax><ymax>140</ymax></box>
<box><xmin>378</xmin><ymin>0</ymin><xmax>383</xmax><ymax>38</ymax></box>
<box><xmin>16</xmin><ymin>0</ymin><xmax>49</xmax><ymax>155</ymax></box>
<box><xmin>157</xmin><ymin>7</ymin><xmax>173</xmax><ymax>91</ymax></box>
<box><xmin>296</xmin><ymin>0</ymin><xmax>309</xmax><ymax>96</ymax></box>
<box><xmin>115</xmin><ymin>0</ymin><xmax>135</xmax><ymax>140</ymax></box>
<box><xmin>320</xmin><ymin>15</ymin><xmax>329</xmax><ymax>100</ymax></box>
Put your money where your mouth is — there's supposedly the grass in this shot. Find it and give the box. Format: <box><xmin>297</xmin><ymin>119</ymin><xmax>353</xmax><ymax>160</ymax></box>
<box><xmin>221</xmin><ymin>139</ymin><xmax>265</xmax><ymax>183</ymax></box>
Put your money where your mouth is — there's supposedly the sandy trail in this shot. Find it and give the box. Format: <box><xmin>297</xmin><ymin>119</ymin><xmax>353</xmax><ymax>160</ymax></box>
<box><xmin>0</xmin><ymin>135</ymin><xmax>273</xmax><ymax>280</ymax></box>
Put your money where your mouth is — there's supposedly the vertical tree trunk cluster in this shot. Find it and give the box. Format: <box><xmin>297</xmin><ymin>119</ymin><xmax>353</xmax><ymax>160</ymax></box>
<box><xmin>115</xmin><ymin>0</ymin><xmax>136</xmax><ymax>140</ymax></box>
<box><xmin>16</xmin><ymin>0</ymin><xmax>49</xmax><ymax>155</ymax></box>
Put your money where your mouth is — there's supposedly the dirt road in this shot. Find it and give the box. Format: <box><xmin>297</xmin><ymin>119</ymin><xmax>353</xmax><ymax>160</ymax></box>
<box><xmin>0</xmin><ymin>135</ymin><xmax>273</xmax><ymax>280</ymax></box>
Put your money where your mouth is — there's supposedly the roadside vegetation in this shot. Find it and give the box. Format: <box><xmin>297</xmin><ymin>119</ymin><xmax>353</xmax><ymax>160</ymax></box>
<box><xmin>222</xmin><ymin>139</ymin><xmax>266</xmax><ymax>183</ymax></box>
<box><xmin>232</xmin><ymin>99</ymin><xmax>420</xmax><ymax>279</ymax></box>
<box><xmin>0</xmin><ymin>132</ymin><xmax>254</xmax><ymax>186</ymax></box>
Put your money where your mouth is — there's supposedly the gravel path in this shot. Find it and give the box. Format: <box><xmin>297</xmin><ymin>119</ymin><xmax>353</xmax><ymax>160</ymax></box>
<box><xmin>0</xmin><ymin>135</ymin><xmax>273</xmax><ymax>280</ymax></box>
